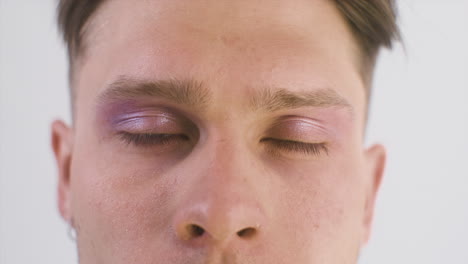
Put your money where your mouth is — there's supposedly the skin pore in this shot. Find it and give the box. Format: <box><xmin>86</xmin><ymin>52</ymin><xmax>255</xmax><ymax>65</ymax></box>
<box><xmin>52</xmin><ymin>0</ymin><xmax>386</xmax><ymax>263</ymax></box>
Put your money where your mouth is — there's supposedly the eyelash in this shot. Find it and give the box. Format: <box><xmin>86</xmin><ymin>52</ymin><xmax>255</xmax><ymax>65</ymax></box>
<box><xmin>118</xmin><ymin>132</ymin><xmax>189</xmax><ymax>147</ymax></box>
<box><xmin>118</xmin><ymin>133</ymin><xmax>328</xmax><ymax>156</ymax></box>
<box><xmin>261</xmin><ymin>138</ymin><xmax>329</xmax><ymax>156</ymax></box>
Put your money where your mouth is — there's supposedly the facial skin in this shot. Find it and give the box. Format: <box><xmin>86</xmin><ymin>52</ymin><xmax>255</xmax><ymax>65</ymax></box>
<box><xmin>52</xmin><ymin>0</ymin><xmax>386</xmax><ymax>263</ymax></box>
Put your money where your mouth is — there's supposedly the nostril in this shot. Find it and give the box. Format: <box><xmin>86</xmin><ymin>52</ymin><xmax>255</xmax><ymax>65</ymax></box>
<box><xmin>186</xmin><ymin>224</ymin><xmax>205</xmax><ymax>238</ymax></box>
<box><xmin>237</xmin><ymin>227</ymin><xmax>257</xmax><ymax>239</ymax></box>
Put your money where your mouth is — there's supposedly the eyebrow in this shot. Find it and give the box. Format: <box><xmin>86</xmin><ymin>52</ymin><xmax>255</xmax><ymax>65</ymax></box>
<box><xmin>97</xmin><ymin>76</ymin><xmax>352</xmax><ymax>113</ymax></box>
<box><xmin>250</xmin><ymin>87</ymin><xmax>352</xmax><ymax>112</ymax></box>
<box><xmin>97</xmin><ymin>76</ymin><xmax>211</xmax><ymax>109</ymax></box>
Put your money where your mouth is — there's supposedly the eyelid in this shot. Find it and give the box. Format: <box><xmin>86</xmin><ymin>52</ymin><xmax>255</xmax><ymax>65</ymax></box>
<box><xmin>266</xmin><ymin>116</ymin><xmax>331</xmax><ymax>142</ymax></box>
<box><xmin>115</xmin><ymin>111</ymin><xmax>177</xmax><ymax>122</ymax></box>
<box><xmin>113</xmin><ymin>112</ymin><xmax>185</xmax><ymax>134</ymax></box>
<box><xmin>271</xmin><ymin>116</ymin><xmax>327</xmax><ymax>130</ymax></box>
<box><xmin>115</xmin><ymin>111</ymin><xmax>175</xmax><ymax>122</ymax></box>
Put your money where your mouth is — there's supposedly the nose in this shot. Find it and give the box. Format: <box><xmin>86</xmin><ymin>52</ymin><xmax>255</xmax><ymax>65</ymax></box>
<box><xmin>174</xmin><ymin>202</ymin><xmax>263</xmax><ymax>243</ymax></box>
<box><xmin>172</xmin><ymin>142</ymin><xmax>268</xmax><ymax>246</ymax></box>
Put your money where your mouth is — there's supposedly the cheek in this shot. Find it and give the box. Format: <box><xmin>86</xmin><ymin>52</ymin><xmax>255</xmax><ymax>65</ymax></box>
<box><xmin>275</xmin><ymin>152</ymin><xmax>366</xmax><ymax>249</ymax></box>
<box><xmin>69</xmin><ymin>139</ymin><xmax>177</xmax><ymax>258</ymax></box>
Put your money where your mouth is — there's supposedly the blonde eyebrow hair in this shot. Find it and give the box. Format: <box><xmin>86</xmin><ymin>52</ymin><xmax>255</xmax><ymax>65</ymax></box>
<box><xmin>97</xmin><ymin>76</ymin><xmax>352</xmax><ymax>116</ymax></box>
<box><xmin>250</xmin><ymin>87</ymin><xmax>353</xmax><ymax>112</ymax></box>
<box><xmin>97</xmin><ymin>76</ymin><xmax>211</xmax><ymax>109</ymax></box>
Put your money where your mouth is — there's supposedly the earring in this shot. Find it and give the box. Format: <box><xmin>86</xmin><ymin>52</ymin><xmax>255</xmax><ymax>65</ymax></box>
<box><xmin>67</xmin><ymin>222</ymin><xmax>77</xmax><ymax>242</ymax></box>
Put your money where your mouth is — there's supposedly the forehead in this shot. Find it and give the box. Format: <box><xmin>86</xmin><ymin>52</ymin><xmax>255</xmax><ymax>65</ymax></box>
<box><xmin>75</xmin><ymin>0</ymin><xmax>366</xmax><ymax>124</ymax></box>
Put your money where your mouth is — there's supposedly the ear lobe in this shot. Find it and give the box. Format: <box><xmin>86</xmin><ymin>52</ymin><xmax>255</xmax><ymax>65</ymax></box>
<box><xmin>362</xmin><ymin>144</ymin><xmax>386</xmax><ymax>244</ymax></box>
<box><xmin>51</xmin><ymin>120</ymin><xmax>74</xmax><ymax>222</ymax></box>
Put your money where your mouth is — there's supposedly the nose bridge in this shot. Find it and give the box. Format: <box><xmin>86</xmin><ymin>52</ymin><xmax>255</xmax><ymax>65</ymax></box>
<box><xmin>204</xmin><ymin>131</ymin><xmax>262</xmax><ymax>208</ymax></box>
<box><xmin>209</xmin><ymin>134</ymin><xmax>248</xmax><ymax>178</ymax></box>
<box><xmin>203</xmin><ymin>124</ymin><xmax>256</xmax><ymax>192</ymax></box>
<box><xmin>173</xmin><ymin>134</ymin><xmax>268</xmax><ymax>245</ymax></box>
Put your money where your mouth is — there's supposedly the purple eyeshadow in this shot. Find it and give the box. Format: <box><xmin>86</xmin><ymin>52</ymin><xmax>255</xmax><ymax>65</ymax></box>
<box><xmin>95</xmin><ymin>99</ymin><xmax>189</xmax><ymax>134</ymax></box>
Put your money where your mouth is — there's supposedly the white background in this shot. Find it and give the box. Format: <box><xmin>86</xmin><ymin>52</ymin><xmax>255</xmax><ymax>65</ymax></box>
<box><xmin>1</xmin><ymin>1</ymin><xmax>467</xmax><ymax>263</ymax></box>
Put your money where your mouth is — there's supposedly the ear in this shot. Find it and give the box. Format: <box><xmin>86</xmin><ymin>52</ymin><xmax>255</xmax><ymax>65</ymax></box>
<box><xmin>51</xmin><ymin>120</ymin><xmax>74</xmax><ymax>223</ymax></box>
<box><xmin>361</xmin><ymin>144</ymin><xmax>386</xmax><ymax>244</ymax></box>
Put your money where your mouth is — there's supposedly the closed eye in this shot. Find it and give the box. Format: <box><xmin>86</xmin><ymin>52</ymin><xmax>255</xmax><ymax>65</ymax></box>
<box><xmin>261</xmin><ymin>138</ymin><xmax>328</xmax><ymax>156</ymax></box>
<box><xmin>118</xmin><ymin>132</ymin><xmax>190</xmax><ymax>147</ymax></box>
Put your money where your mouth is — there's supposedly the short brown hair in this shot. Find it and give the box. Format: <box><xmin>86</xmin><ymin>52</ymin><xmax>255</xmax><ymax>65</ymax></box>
<box><xmin>57</xmin><ymin>0</ymin><xmax>399</xmax><ymax>94</ymax></box>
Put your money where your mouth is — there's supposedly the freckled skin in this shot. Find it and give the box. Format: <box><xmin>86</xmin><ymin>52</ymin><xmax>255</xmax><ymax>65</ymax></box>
<box><xmin>51</xmin><ymin>0</ymin><xmax>386</xmax><ymax>263</ymax></box>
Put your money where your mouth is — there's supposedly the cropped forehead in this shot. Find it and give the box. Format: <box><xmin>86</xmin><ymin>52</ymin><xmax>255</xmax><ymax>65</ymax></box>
<box><xmin>80</xmin><ymin>0</ymin><xmax>359</xmax><ymax>64</ymax></box>
<box><xmin>81</xmin><ymin>2</ymin><xmax>360</xmax><ymax>83</ymax></box>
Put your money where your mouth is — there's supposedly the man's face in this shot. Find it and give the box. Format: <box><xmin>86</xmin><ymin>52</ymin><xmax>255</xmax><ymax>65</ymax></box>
<box><xmin>52</xmin><ymin>0</ymin><xmax>385</xmax><ymax>263</ymax></box>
